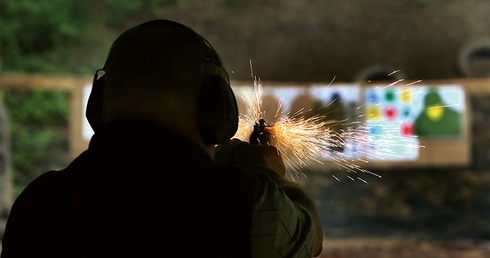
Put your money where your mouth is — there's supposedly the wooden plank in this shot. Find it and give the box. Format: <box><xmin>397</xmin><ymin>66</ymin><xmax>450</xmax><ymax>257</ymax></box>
<box><xmin>0</xmin><ymin>74</ymin><xmax>488</xmax><ymax>93</ymax></box>
<box><xmin>0</xmin><ymin>73</ymin><xmax>92</xmax><ymax>90</ymax></box>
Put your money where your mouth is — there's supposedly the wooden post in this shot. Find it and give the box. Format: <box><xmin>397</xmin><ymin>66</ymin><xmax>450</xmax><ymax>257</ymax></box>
<box><xmin>70</xmin><ymin>83</ymin><xmax>88</xmax><ymax>158</ymax></box>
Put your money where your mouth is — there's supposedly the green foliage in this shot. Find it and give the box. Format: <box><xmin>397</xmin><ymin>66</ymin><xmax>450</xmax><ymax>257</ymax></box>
<box><xmin>0</xmin><ymin>0</ymin><xmax>191</xmax><ymax>72</ymax></box>
<box><xmin>4</xmin><ymin>89</ymin><xmax>70</xmax><ymax>191</ymax></box>
<box><xmin>5</xmin><ymin>89</ymin><xmax>68</xmax><ymax>126</ymax></box>
<box><xmin>0</xmin><ymin>0</ymin><xmax>92</xmax><ymax>72</ymax></box>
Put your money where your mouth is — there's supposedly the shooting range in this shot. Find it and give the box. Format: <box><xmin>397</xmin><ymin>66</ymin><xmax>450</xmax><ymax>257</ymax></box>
<box><xmin>1</xmin><ymin>1</ymin><xmax>490</xmax><ymax>256</ymax></box>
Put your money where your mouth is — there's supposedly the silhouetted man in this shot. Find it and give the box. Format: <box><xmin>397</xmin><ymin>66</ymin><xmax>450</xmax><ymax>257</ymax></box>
<box><xmin>1</xmin><ymin>20</ymin><xmax>322</xmax><ymax>257</ymax></box>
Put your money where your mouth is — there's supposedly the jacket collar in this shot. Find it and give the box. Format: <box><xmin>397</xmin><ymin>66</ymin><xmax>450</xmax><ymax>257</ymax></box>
<box><xmin>88</xmin><ymin>120</ymin><xmax>213</xmax><ymax>166</ymax></box>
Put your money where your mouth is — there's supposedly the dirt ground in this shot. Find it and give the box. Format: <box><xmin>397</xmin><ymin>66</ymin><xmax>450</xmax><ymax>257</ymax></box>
<box><xmin>302</xmin><ymin>166</ymin><xmax>490</xmax><ymax>258</ymax></box>
<box><xmin>320</xmin><ymin>238</ymin><xmax>490</xmax><ymax>258</ymax></box>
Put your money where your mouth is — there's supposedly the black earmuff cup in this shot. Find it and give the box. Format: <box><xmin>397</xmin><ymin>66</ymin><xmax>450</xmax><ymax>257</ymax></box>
<box><xmin>197</xmin><ymin>75</ymin><xmax>238</xmax><ymax>145</ymax></box>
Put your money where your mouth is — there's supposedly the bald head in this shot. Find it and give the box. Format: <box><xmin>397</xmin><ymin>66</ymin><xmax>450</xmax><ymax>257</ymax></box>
<box><xmin>103</xmin><ymin>20</ymin><xmax>218</xmax><ymax>111</ymax></box>
<box><xmin>105</xmin><ymin>20</ymin><xmax>212</xmax><ymax>94</ymax></box>
<box><xmin>98</xmin><ymin>20</ymin><xmax>231</xmax><ymax>153</ymax></box>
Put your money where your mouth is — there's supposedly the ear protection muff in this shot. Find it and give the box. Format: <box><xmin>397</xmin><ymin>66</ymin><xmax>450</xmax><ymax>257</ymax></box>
<box><xmin>197</xmin><ymin>36</ymin><xmax>239</xmax><ymax>145</ymax></box>
<box><xmin>197</xmin><ymin>72</ymin><xmax>239</xmax><ymax>145</ymax></box>
<box><xmin>86</xmin><ymin>69</ymin><xmax>105</xmax><ymax>132</ymax></box>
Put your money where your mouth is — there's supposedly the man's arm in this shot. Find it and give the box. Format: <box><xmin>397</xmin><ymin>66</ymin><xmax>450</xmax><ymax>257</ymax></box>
<box><xmin>214</xmin><ymin>140</ymin><xmax>323</xmax><ymax>257</ymax></box>
<box><xmin>265</xmin><ymin>172</ymin><xmax>324</xmax><ymax>256</ymax></box>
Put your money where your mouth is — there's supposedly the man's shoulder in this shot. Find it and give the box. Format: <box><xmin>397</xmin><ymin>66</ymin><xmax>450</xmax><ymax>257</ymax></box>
<box><xmin>17</xmin><ymin>170</ymin><xmax>67</xmax><ymax>203</ymax></box>
<box><xmin>5</xmin><ymin>170</ymin><xmax>67</xmax><ymax>230</ymax></box>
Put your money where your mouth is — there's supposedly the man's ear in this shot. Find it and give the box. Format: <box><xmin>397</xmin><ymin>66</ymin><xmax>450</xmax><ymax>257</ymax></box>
<box><xmin>86</xmin><ymin>74</ymin><xmax>105</xmax><ymax>131</ymax></box>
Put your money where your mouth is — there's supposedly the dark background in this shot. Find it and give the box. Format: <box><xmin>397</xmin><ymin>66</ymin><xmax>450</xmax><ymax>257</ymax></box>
<box><xmin>167</xmin><ymin>0</ymin><xmax>490</xmax><ymax>82</ymax></box>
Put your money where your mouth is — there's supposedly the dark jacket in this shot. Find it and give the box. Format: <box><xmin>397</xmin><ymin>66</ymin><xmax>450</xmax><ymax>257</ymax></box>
<box><xmin>2</xmin><ymin>120</ymin><xmax>254</xmax><ymax>257</ymax></box>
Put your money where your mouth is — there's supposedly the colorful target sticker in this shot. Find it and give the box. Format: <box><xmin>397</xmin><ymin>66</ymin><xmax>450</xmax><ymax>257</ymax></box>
<box><xmin>385</xmin><ymin>89</ymin><xmax>396</xmax><ymax>102</ymax></box>
<box><xmin>401</xmin><ymin>122</ymin><xmax>414</xmax><ymax>136</ymax></box>
<box><xmin>366</xmin><ymin>89</ymin><xmax>378</xmax><ymax>104</ymax></box>
<box><xmin>367</xmin><ymin>105</ymin><xmax>381</xmax><ymax>120</ymax></box>
<box><xmin>369</xmin><ymin>125</ymin><xmax>383</xmax><ymax>135</ymax></box>
<box><xmin>402</xmin><ymin>106</ymin><xmax>411</xmax><ymax>119</ymax></box>
<box><xmin>400</xmin><ymin>87</ymin><xmax>411</xmax><ymax>104</ymax></box>
<box><xmin>384</xmin><ymin>106</ymin><xmax>397</xmax><ymax>121</ymax></box>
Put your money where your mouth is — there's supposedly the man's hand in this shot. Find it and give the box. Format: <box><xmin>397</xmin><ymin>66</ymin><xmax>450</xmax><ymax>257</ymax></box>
<box><xmin>214</xmin><ymin>139</ymin><xmax>286</xmax><ymax>178</ymax></box>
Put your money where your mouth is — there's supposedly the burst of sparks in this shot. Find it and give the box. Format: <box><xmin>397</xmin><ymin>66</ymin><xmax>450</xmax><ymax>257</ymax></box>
<box><xmin>267</xmin><ymin>113</ymin><xmax>332</xmax><ymax>177</ymax></box>
<box><xmin>233</xmin><ymin>67</ymin><xmax>420</xmax><ymax>181</ymax></box>
<box><xmin>233</xmin><ymin>74</ymin><xmax>372</xmax><ymax>180</ymax></box>
<box><xmin>234</xmin><ymin>73</ymin><xmax>331</xmax><ymax>178</ymax></box>
<box><xmin>387</xmin><ymin>70</ymin><xmax>401</xmax><ymax>76</ymax></box>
